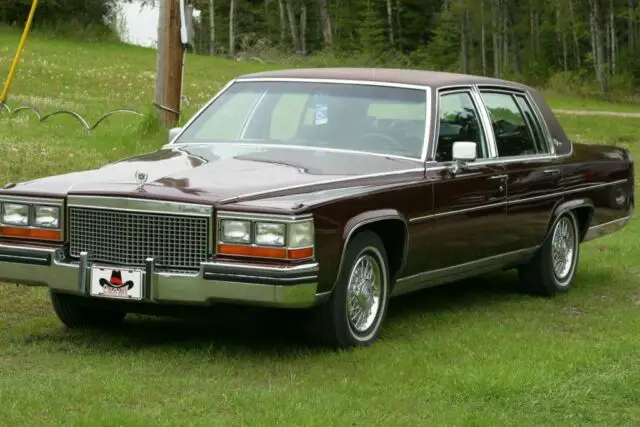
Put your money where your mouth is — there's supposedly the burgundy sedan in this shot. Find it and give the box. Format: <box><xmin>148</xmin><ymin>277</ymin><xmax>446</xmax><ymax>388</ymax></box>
<box><xmin>0</xmin><ymin>68</ymin><xmax>634</xmax><ymax>348</ymax></box>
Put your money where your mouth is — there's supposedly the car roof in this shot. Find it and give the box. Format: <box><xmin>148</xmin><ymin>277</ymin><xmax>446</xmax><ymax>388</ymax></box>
<box><xmin>236</xmin><ymin>67</ymin><xmax>530</xmax><ymax>90</ymax></box>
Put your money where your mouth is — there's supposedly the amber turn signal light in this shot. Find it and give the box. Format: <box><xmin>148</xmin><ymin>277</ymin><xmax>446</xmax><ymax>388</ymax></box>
<box><xmin>0</xmin><ymin>226</ymin><xmax>62</xmax><ymax>241</ymax></box>
<box><xmin>218</xmin><ymin>244</ymin><xmax>287</xmax><ymax>259</ymax></box>
<box><xmin>218</xmin><ymin>244</ymin><xmax>313</xmax><ymax>260</ymax></box>
<box><xmin>287</xmin><ymin>247</ymin><xmax>314</xmax><ymax>259</ymax></box>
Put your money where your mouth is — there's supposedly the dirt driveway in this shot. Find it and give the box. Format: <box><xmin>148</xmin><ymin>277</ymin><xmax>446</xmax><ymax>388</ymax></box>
<box><xmin>553</xmin><ymin>109</ymin><xmax>640</xmax><ymax>118</ymax></box>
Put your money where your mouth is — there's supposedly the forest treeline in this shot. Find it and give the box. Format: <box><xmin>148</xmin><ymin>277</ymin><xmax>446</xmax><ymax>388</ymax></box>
<box><xmin>1</xmin><ymin>0</ymin><xmax>639</xmax><ymax>96</ymax></box>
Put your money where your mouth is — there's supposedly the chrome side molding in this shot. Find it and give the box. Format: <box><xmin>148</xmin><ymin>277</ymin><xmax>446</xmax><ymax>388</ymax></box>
<box><xmin>583</xmin><ymin>216</ymin><xmax>632</xmax><ymax>242</ymax></box>
<box><xmin>392</xmin><ymin>246</ymin><xmax>539</xmax><ymax>297</ymax></box>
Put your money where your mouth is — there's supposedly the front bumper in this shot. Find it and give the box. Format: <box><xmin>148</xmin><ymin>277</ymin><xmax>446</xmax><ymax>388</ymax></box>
<box><xmin>0</xmin><ymin>243</ymin><xmax>321</xmax><ymax>308</ymax></box>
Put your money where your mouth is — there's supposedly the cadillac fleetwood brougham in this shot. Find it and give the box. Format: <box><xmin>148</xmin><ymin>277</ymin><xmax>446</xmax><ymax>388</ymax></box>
<box><xmin>0</xmin><ymin>68</ymin><xmax>634</xmax><ymax>348</ymax></box>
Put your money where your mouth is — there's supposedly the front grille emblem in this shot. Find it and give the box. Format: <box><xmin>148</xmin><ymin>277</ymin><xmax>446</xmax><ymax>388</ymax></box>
<box><xmin>135</xmin><ymin>170</ymin><xmax>148</xmax><ymax>188</ymax></box>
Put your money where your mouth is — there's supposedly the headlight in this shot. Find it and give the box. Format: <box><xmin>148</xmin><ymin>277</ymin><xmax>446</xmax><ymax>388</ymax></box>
<box><xmin>220</xmin><ymin>219</ymin><xmax>251</xmax><ymax>243</ymax></box>
<box><xmin>33</xmin><ymin>206</ymin><xmax>60</xmax><ymax>228</ymax></box>
<box><xmin>288</xmin><ymin>220</ymin><xmax>314</xmax><ymax>248</ymax></box>
<box><xmin>255</xmin><ymin>222</ymin><xmax>285</xmax><ymax>246</ymax></box>
<box><xmin>217</xmin><ymin>213</ymin><xmax>315</xmax><ymax>260</ymax></box>
<box><xmin>1</xmin><ymin>203</ymin><xmax>29</xmax><ymax>226</ymax></box>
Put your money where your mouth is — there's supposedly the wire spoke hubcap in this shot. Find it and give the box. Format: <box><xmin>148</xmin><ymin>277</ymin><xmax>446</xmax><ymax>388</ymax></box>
<box><xmin>551</xmin><ymin>217</ymin><xmax>576</xmax><ymax>281</ymax></box>
<box><xmin>347</xmin><ymin>253</ymin><xmax>382</xmax><ymax>334</ymax></box>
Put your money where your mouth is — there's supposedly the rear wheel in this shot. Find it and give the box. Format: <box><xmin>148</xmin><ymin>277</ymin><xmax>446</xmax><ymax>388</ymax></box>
<box><xmin>518</xmin><ymin>211</ymin><xmax>580</xmax><ymax>296</ymax></box>
<box><xmin>50</xmin><ymin>291</ymin><xmax>126</xmax><ymax>329</ymax></box>
<box><xmin>312</xmin><ymin>231</ymin><xmax>390</xmax><ymax>348</ymax></box>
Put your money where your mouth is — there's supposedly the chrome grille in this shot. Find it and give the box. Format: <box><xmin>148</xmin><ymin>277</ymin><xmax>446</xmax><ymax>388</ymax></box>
<box><xmin>69</xmin><ymin>207</ymin><xmax>209</xmax><ymax>269</ymax></box>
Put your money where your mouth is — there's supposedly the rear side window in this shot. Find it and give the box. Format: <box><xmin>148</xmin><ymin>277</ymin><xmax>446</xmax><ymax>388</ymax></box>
<box><xmin>514</xmin><ymin>94</ymin><xmax>549</xmax><ymax>154</ymax></box>
<box><xmin>480</xmin><ymin>91</ymin><xmax>549</xmax><ymax>157</ymax></box>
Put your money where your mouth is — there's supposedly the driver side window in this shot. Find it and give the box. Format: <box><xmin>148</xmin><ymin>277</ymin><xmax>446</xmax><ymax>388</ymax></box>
<box><xmin>436</xmin><ymin>91</ymin><xmax>488</xmax><ymax>162</ymax></box>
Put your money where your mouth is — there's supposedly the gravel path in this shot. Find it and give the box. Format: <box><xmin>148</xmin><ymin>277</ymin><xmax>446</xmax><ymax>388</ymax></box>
<box><xmin>553</xmin><ymin>109</ymin><xmax>640</xmax><ymax>118</ymax></box>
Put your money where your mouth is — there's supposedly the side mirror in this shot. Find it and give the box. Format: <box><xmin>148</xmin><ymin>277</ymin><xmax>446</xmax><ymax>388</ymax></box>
<box><xmin>168</xmin><ymin>127</ymin><xmax>182</xmax><ymax>143</ymax></box>
<box><xmin>450</xmin><ymin>141</ymin><xmax>477</xmax><ymax>175</ymax></box>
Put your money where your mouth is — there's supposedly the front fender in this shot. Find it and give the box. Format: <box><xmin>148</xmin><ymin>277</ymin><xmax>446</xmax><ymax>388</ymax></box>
<box><xmin>341</xmin><ymin>209</ymin><xmax>408</xmax><ymax>241</ymax></box>
<box><xmin>327</xmin><ymin>209</ymin><xmax>409</xmax><ymax>292</ymax></box>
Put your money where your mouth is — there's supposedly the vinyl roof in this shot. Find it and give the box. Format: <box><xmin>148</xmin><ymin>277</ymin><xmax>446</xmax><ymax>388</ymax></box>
<box><xmin>237</xmin><ymin>67</ymin><xmax>530</xmax><ymax>90</ymax></box>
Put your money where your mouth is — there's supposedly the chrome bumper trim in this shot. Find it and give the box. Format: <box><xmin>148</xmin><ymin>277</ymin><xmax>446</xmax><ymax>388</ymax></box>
<box><xmin>0</xmin><ymin>243</ymin><xmax>321</xmax><ymax>308</ymax></box>
<box><xmin>583</xmin><ymin>215</ymin><xmax>632</xmax><ymax>242</ymax></box>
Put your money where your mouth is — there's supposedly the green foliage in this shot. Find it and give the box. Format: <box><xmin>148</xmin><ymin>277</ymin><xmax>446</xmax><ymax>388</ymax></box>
<box><xmin>357</xmin><ymin>0</ymin><xmax>387</xmax><ymax>55</ymax></box>
<box><xmin>185</xmin><ymin>0</ymin><xmax>640</xmax><ymax>95</ymax></box>
<box><xmin>1</xmin><ymin>0</ymin><xmax>637</xmax><ymax>96</ymax></box>
<box><xmin>0</xmin><ymin>0</ymin><xmax>119</xmax><ymax>42</ymax></box>
<box><xmin>416</xmin><ymin>5</ymin><xmax>460</xmax><ymax>72</ymax></box>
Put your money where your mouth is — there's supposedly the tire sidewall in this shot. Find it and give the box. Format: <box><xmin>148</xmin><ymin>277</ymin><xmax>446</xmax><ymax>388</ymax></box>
<box><xmin>332</xmin><ymin>232</ymin><xmax>390</xmax><ymax>347</ymax></box>
<box><xmin>545</xmin><ymin>211</ymin><xmax>580</xmax><ymax>291</ymax></box>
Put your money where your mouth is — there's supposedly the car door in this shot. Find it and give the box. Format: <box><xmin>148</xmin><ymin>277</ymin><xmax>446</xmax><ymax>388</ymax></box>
<box><xmin>417</xmin><ymin>88</ymin><xmax>508</xmax><ymax>272</ymax></box>
<box><xmin>477</xmin><ymin>89</ymin><xmax>564</xmax><ymax>253</ymax></box>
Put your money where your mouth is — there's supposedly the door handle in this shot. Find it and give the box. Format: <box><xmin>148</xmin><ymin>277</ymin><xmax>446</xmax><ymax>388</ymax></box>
<box><xmin>488</xmin><ymin>174</ymin><xmax>508</xmax><ymax>181</ymax></box>
<box><xmin>544</xmin><ymin>169</ymin><xmax>561</xmax><ymax>175</ymax></box>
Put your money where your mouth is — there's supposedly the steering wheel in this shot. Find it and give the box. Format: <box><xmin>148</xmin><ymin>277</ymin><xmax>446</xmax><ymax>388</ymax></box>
<box><xmin>350</xmin><ymin>132</ymin><xmax>405</xmax><ymax>151</ymax></box>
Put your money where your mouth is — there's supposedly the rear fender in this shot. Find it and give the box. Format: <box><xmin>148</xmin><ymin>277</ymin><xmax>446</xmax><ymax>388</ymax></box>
<box><xmin>545</xmin><ymin>198</ymin><xmax>594</xmax><ymax>242</ymax></box>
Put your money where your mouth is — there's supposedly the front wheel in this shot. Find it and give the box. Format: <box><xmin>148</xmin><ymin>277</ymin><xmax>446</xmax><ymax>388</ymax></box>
<box><xmin>50</xmin><ymin>291</ymin><xmax>127</xmax><ymax>329</ymax></box>
<box><xmin>311</xmin><ymin>231</ymin><xmax>390</xmax><ymax>348</ymax></box>
<box><xmin>518</xmin><ymin>210</ymin><xmax>581</xmax><ymax>296</ymax></box>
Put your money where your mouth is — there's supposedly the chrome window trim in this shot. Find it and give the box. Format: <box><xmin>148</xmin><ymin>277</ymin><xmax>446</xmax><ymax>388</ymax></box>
<box><xmin>432</xmin><ymin>86</ymin><xmax>497</xmax><ymax>161</ymax></box>
<box><xmin>172</xmin><ymin>77</ymin><xmax>433</xmax><ymax>162</ymax></box>
<box><xmin>234</xmin><ymin>77</ymin><xmax>430</xmax><ymax>91</ymax></box>
<box><xmin>475</xmin><ymin>85</ymin><xmax>557</xmax><ymax>157</ymax></box>
<box><xmin>66</xmin><ymin>195</ymin><xmax>213</xmax><ymax>217</ymax></box>
<box><xmin>420</xmin><ymin>83</ymin><xmax>433</xmax><ymax>162</ymax></box>
<box><xmin>470</xmin><ymin>87</ymin><xmax>499</xmax><ymax>159</ymax></box>
<box><xmin>513</xmin><ymin>92</ymin><xmax>554</xmax><ymax>155</ymax></box>
<box><xmin>428</xmin><ymin>83</ymin><xmax>574</xmax><ymax>167</ymax></box>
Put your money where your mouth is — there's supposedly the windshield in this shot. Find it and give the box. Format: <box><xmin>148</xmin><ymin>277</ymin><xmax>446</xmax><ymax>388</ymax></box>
<box><xmin>176</xmin><ymin>81</ymin><xmax>428</xmax><ymax>159</ymax></box>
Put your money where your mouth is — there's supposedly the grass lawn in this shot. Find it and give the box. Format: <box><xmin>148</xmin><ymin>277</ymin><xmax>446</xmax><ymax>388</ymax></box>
<box><xmin>542</xmin><ymin>91</ymin><xmax>640</xmax><ymax>114</ymax></box>
<box><xmin>0</xmin><ymin>28</ymin><xmax>639</xmax><ymax>426</ymax></box>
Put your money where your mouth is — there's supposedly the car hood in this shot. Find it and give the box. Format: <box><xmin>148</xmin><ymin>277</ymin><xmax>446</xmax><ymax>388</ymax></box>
<box><xmin>2</xmin><ymin>144</ymin><xmax>422</xmax><ymax>208</ymax></box>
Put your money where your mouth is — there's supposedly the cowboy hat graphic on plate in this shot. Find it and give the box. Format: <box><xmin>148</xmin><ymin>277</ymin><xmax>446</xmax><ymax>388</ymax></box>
<box><xmin>99</xmin><ymin>270</ymin><xmax>134</xmax><ymax>290</ymax></box>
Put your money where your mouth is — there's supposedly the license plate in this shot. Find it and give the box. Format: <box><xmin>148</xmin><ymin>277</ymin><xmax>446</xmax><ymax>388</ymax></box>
<box><xmin>90</xmin><ymin>267</ymin><xmax>143</xmax><ymax>300</ymax></box>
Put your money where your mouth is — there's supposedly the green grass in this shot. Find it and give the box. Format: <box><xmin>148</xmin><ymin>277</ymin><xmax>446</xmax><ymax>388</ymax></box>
<box><xmin>1</xmin><ymin>28</ymin><xmax>640</xmax><ymax>426</ymax></box>
<box><xmin>543</xmin><ymin>91</ymin><xmax>640</xmax><ymax>114</ymax></box>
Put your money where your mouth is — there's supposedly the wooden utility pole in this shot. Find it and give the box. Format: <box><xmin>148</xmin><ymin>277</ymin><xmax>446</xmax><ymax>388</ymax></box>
<box><xmin>155</xmin><ymin>0</ymin><xmax>185</xmax><ymax>126</ymax></box>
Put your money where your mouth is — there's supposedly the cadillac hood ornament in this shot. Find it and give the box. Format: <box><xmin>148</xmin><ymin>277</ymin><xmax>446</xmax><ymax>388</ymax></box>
<box><xmin>135</xmin><ymin>170</ymin><xmax>149</xmax><ymax>188</ymax></box>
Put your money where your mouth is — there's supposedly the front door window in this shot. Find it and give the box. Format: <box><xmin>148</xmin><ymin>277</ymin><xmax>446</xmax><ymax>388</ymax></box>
<box><xmin>436</xmin><ymin>91</ymin><xmax>488</xmax><ymax>162</ymax></box>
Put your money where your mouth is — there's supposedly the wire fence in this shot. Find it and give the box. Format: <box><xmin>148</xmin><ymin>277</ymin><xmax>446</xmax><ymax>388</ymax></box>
<box><xmin>0</xmin><ymin>96</ymin><xmax>192</xmax><ymax>134</ymax></box>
